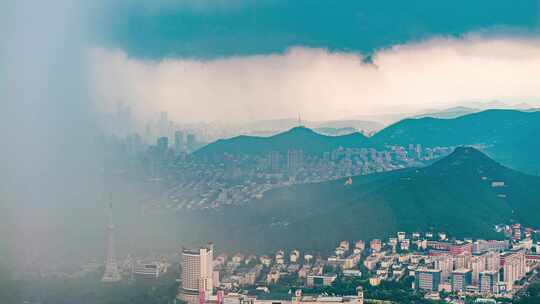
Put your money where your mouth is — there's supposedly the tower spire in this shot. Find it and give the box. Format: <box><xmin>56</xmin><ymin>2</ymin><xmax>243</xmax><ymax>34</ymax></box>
<box><xmin>102</xmin><ymin>192</ymin><xmax>121</xmax><ymax>282</ymax></box>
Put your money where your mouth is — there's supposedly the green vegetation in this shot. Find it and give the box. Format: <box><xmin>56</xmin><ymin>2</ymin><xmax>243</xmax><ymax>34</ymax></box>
<box><xmin>515</xmin><ymin>282</ymin><xmax>540</xmax><ymax>304</ymax></box>
<box><xmin>196</xmin><ymin>126</ymin><xmax>368</xmax><ymax>156</ymax></box>
<box><xmin>172</xmin><ymin>147</ymin><xmax>540</xmax><ymax>254</ymax></box>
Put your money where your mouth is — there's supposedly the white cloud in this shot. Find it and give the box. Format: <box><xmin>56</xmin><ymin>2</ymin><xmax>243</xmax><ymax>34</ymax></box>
<box><xmin>88</xmin><ymin>34</ymin><xmax>540</xmax><ymax>124</ymax></box>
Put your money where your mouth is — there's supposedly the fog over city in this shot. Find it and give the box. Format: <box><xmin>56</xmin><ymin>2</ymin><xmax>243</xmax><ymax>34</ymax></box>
<box><xmin>2</xmin><ymin>0</ymin><xmax>540</xmax><ymax>265</ymax></box>
<box><xmin>2</xmin><ymin>1</ymin><xmax>540</xmax><ymax>303</ymax></box>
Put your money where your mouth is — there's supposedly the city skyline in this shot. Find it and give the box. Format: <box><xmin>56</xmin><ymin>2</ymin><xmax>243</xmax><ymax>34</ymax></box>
<box><xmin>3</xmin><ymin>1</ymin><xmax>540</xmax><ymax>303</ymax></box>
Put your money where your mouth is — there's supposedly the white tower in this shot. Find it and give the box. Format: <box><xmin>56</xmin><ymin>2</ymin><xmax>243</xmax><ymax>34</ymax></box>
<box><xmin>102</xmin><ymin>196</ymin><xmax>121</xmax><ymax>282</ymax></box>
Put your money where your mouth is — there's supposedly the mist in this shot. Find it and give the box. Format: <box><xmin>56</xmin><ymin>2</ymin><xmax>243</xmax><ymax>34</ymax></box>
<box><xmin>0</xmin><ymin>0</ymin><xmax>108</xmax><ymax>274</ymax></box>
<box><xmin>1</xmin><ymin>0</ymin><xmax>540</xmax><ymax>282</ymax></box>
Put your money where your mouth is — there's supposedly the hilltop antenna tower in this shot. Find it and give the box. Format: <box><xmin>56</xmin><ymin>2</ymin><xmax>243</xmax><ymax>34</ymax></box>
<box><xmin>102</xmin><ymin>193</ymin><xmax>122</xmax><ymax>282</ymax></box>
<box><xmin>298</xmin><ymin>113</ymin><xmax>303</xmax><ymax>127</ymax></box>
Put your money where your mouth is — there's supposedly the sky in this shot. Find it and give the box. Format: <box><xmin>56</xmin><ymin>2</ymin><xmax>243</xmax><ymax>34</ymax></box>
<box><xmin>86</xmin><ymin>0</ymin><xmax>540</xmax><ymax>123</ymax></box>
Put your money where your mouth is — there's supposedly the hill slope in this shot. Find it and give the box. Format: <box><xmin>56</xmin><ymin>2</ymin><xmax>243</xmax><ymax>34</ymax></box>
<box><xmin>179</xmin><ymin>147</ymin><xmax>540</xmax><ymax>252</ymax></box>
<box><xmin>195</xmin><ymin>126</ymin><xmax>368</xmax><ymax>155</ymax></box>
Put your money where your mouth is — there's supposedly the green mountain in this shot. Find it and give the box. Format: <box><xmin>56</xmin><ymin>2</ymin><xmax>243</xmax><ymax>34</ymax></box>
<box><xmin>195</xmin><ymin>126</ymin><xmax>368</xmax><ymax>156</ymax></box>
<box><xmin>372</xmin><ymin>109</ymin><xmax>540</xmax><ymax>174</ymax></box>
<box><xmin>195</xmin><ymin>109</ymin><xmax>540</xmax><ymax>174</ymax></box>
<box><xmin>177</xmin><ymin>147</ymin><xmax>540</xmax><ymax>253</ymax></box>
<box><xmin>183</xmin><ymin>147</ymin><xmax>540</xmax><ymax>251</ymax></box>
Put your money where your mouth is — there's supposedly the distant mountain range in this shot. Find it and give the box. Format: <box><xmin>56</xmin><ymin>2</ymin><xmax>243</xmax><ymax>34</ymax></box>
<box><xmin>410</xmin><ymin>102</ymin><xmax>538</xmax><ymax>120</ymax></box>
<box><xmin>233</xmin><ymin>118</ymin><xmax>384</xmax><ymax>137</ymax></box>
<box><xmin>195</xmin><ymin>109</ymin><xmax>540</xmax><ymax>175</ymax></box>
<box><xmin>410</xmin><ymin>106</ymin><xmax>479</xmax><ymax>119</ymax></box>
<box><xmin>178</xmin><ymin>147</ymin><xmax>540</xmax><ymax>253</ymax></box>
<box><xmin>348</xmin><ymin>101</ymin><xmax>538</xmax><ymax>125</ymax></box>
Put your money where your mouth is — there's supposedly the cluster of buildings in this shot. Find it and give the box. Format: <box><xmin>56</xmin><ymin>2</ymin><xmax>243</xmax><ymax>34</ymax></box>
<box><xmin>411</xmin><ymin>230</ymin><xmax>538</xmax><ymax>300</ymax></box>
<box><xmin>91</xmin><ymin>203</ymin><xmax>540</xmax><ymax>304</ymax></box>
<box><xmin>175</xmin><ymin>224</ymin><xmax>540</xmax><ymax>304</ymax></box>
<box><xmin>176</xmin><ymin>243</ymin><xmax>366</xmax><ymax>304</ymax></box>
<box><xmin>144</xmin><ymin>145</ymin><xmax>452</xmax><ymax>211</ymax></box>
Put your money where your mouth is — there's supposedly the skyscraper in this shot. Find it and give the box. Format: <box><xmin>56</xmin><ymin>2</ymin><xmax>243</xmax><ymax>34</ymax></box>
<box><xmin>177</xmin><ymin>243</ymin><xmax>214</xmax><ymax>304</ymax></box>
<box><xmin>157</xmin><ymin>136</ymin><xmax>168</xmax><ymax>153</ymax></box>
<box><xmin>268</xmin><ymin>151</ymin><xmax>280</xmax><ymax>172</ymax></box>
<box><xmin>485</xmin><ymin>250</ymin><xmax>501</xmax><ymax>272</ymax></box>
<box><xmin>479</xmin><ymin>271</ymin><xmax>499</xmax><ymax>294</ymax></box>
<box><xmin>470</xmin><ymin>254</ymin><xmax>487</xmax><ymax>285</ymax></box>
<box><xmin>433</xmin><ymin>254</ymin><xmax>453</xmax><ymax>282</ymax></box>
<box><xmin>158</xmin><ymin>111</ymin><xmax>169</xmax><ymax>137</ymax></box>
<box><xmin>503</xmin><ymin>250</ymin><xmax>526</xmax><ymax>290</ymax></box>
<box><xmin>102</xmin><ymin>198</ymin><xmax>121</xmax><ymax>282</ymax></box>
<box><xmin>186</xmin><ymin>134</ymin><xmax>196</xmax><ymax>152</ymax></box>
<box><xmin>174</xmin><ymin>130</ymin><xmax>185</xmax><ymax>153</ymax></box>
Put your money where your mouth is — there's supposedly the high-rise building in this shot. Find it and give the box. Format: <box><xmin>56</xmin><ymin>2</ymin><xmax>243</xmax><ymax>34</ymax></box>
<box><xmin>433</xmin><ymin>254</ymin><xmax>453</xmax><ymax>282</ymax></box>
<box><xmin>479</xmin><ymin>271</ymin><xmax>499</xmax><ymax>294</ymax></box>
<box><xmin>453</xmin><ymin>253</ymin><xmax>472</xmax><ymax>270</ymax></box>
<box><xmin>503</xmin><ymin>250</ymin><xmax>526</xmax><ymax>290</ymax></box>
<box><xmin>158</xmin><ymin>111</ymin><xmax>169</xmax><ymax>137</ymax></box>
<box><xmin>268</xmin><ymin>151</ymin><xmax>281</xmax><ymax>172</ymax></box>
<box><xmin>157</xmin><ymin>136</ymin><xmax>168</xmax><ymax>153</ymax></box>
<box><xmin>102</xmin><ymin>199</ymin><xmax>121</xmax><ymax>282</ymax></box>
<box><xmin>177</xmin><ymin>243</ymin><xmax>214</xmax><ymax>304</ymax></box>
<box><xmin>471</xmin><ymin>254</ymin><xmax>487</xmax><ymax>285</ymax></box>
<box><xmin>485</xmin><ymin>251</ymin><xmax>501</xmax><ymax>272</ymax></box>
<box><xmin>451</xmin><ymin>269</ymin><xmax>472</xmax><ymax>292</ymax></box>
<box><xmin>287</xmin><ymin>149</ymin><xmax>303</xmax><ymax>174</ymax></box>
<box><xmin>174</xmin><ymin>130</ymin><xmax>185</xmax><ymax>153</ymax></box>
<box><xmin>415</xmin><ymin>268</ymin><xmax>441</xmax><ymax>291</ymax></box>
<box><xmin>187</xmin><ymin>134</ymin><xmax>196</xmax><ymax>151</ymax></box>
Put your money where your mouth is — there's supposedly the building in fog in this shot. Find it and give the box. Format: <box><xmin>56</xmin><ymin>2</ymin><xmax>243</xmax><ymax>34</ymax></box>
<box><xmin>287</xmin><ymin>149</ymin><xmax>303</xmax><ymax>174</ymax></box>
<box><xmin>157</xmin><ymin>136</ymin><xmax>168</xmax><ymax>153</ymax></box>
<box><xmin>174</xmin><ymin>130</ymin><xmax>185</xmax><ymax>153</ymax></box>
<box><xmin>132</xmin><ymin>261</ymin><xmax>166</xmax><ymax>280</ymax></box>
<box><xmin>177</xmin><ymin>243</ymin><xmax>214</xmax><ymax>304</ymax></box>
<box><xmin>186</xmin><ymin>133</ymin><xmax>196</xmax><ymax>151</ymax></box>
<box><xmin>269</xmin><ymin>151</ymin><xmax>281</xmax><ymax>172</ymax></box>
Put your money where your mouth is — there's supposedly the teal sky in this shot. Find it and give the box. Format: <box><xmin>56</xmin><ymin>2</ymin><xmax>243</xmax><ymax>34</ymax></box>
<box><xmin>95</xmin><ymin>0</ymin><xmax>540</xmax><ymax>59</ymax></box>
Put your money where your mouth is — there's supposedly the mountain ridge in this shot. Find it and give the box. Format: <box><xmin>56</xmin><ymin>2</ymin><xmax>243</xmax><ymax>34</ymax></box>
<box><xmin>196</xmin><ymin>126</ymin><xmax>369</xmax><ymax>155</ymax></box>
<box><xmin>195</xmin><ymin>109</ymin><xmax>540</xmax><ymax>174</ymax></box>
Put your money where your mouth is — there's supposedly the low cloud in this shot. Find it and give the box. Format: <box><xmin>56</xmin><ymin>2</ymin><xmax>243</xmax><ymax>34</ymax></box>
<box><xmin>89</xmin><ymin>34</ymin><xmax>540</xmax><ymax>124</ymax></box>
